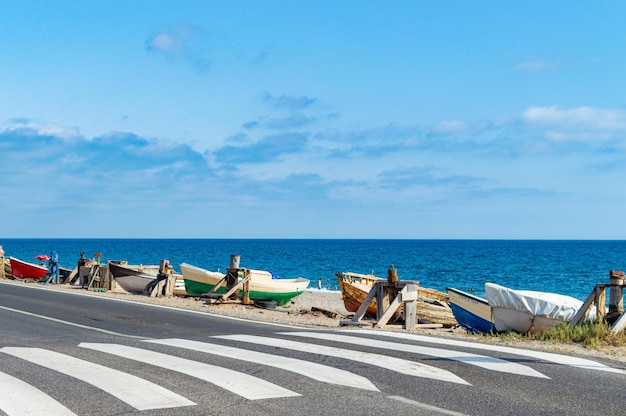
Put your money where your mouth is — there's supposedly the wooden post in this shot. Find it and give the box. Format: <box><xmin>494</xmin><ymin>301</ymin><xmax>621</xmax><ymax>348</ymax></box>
<box><xmin>569</xmin><ymin>286</ymin><xmax>599</xmax><ymax>327</ymax></box>
<box><xmin>609</xmin><ymin>270</ymin><xmax>624</xmax><ymax>315</ymax></box>
<box><xmin>377</xmin><ymin>266</ymin><xmax>399</xmax><ymax>321</ymax></box>
<box><xmin>377</xmin><ymin>283</ymin><xmax>395</xmax><ymax>322</ymax></box>
<box><xmin>226</xmin><ymin>254</ymin><xmax>240</xmax><ymax>287</ymax></box>
<box><xmin>403</xmin><ymin>284</ymin><xmax>418</xmax><ymax>330</ymax></box>
<box><xmin>595</xmin><ymin>286</ymin><xmax>606</xmax><ymax>321</ymax></box>
<box><xmin>241</xmin><ymin>269</ymin><xmax>252</xmax><ymax>305</ymax></box>
<box><xmin>387</xmin><ymin>265</ymin><xmax>398</xmax><ymax>284</ymax></box>
<box><xmin>164</xmin><ymin>274</ymin><xmax>175</xmax><ymax>297</ymax></box>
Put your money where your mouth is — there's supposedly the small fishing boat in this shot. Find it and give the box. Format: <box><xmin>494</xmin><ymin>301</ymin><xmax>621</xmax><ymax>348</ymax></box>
<box><xmin>107</xmin><ymin>261</ymin><xmax>160</xmax><ymax>294</ymax></box>
<box><xmin>446</xmin><ymin>287</ymin><xmax>495</xmax><ymax>334</ymax></box>
<box><xmin>107</xmin><ymin>261</ymin><xmax>188</xmax><ymax>296</ymax></box>
<box><xmin>180</xmin><ymin>263</ymin><xmax>309</xmax><ymax>306</ymax></box>
<box><xmin>9</xmin><ymin>256</ymin><xmax>49</xmax><ymax>280</ymax></box>
<box><xmin>336</xmin><ymin>271</ymin><xmax>457</xmax><ymax>327</ymax></box>
<box><xmin>485</xmin><ymin>282</ymin><xmax>585</xmax><ymax>334</ymax></box>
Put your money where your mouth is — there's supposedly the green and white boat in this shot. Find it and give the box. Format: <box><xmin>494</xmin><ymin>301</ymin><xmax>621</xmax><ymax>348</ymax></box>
<box><xmin>180</xmin><ymin>262</ymin><xmax>309</xmax><ymax>306</ymax></box>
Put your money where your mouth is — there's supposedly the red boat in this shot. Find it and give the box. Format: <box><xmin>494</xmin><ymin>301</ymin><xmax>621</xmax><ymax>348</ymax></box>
<box><xmin>9</xmin><ymin>256</ymin><xmax>49</xmax><ymax>279</ymax></box>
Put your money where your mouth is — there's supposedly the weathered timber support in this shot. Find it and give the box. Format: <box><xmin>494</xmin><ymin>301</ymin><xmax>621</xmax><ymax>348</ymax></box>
<box><xmin>341</xmin><ymin>280</ymin><xmax>420</xmax><ymax>330</ymax></box>
<box><xmin>569</xmin><ymin>278</ymin><xmax>626</xmax><ymax>333</ymax></box>
<box><xmin>609</xmin><ymin>270</ymin><xmax>624</xmax><ymax>316</ymax></box>
<box><xmin>202</xmin><ymin>254</ymin><xmax>253</xmax><ymax>305</ymax></box>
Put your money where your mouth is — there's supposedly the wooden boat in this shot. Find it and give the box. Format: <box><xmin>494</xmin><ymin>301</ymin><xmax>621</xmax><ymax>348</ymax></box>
<box><xmin>446</xmin><ymin>287</ymin><xmax>495</xmax><ymax>334</ymax></box>
<box><xmin>108</xmin><ymin>261</ymin><xmax>160</xmax><ymax>294</ymax></box>
<box><xmin>9</xmin><ymin>257</ymin><xmax>48</xmax><ymax>280</ymax></box>
<box><xmin>485</xmin><ymin>282</ymin><xmax>585</xmax><ymax>334</ymax></box>
<box><xmin>335</xmin><ymin>271</ymin><xmax>457</xmax><ymax>327</ymax></box>
<box><xmin>107</xmin><ymin>261</ymin><xmax>188</xmax><ymax>296</ymax></box>
<box><xmin>2</xmin><ymin>258</ymin><xmax>12</xmax><ymax>278</ymax></box>
<box><xmin>180</xmin><ymin>262</ymin><xmax>309</xmax><ymax>306</ymax></box>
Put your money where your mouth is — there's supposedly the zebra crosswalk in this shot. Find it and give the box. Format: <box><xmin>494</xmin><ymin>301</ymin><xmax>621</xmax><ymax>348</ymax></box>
<box><xmin>0</xmin><ymin>330</ymin><xmax>624</xmax><ymax>415</ymax></box>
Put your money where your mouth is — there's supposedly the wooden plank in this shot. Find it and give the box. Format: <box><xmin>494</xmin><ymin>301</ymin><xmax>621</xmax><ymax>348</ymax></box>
<box><xmin>403</xmin><ymin>284</ymin><xmax>418</xmax><ymax>330</ymax></box>
<box><xmin>203</xmin><ymin>276</ymin><xmax>227</xmax><ymax>296</ymax></box>
<box><xmin>165</xmin><ymin>275</ymin><xmax>175</xmax><ymax>297</ymax></box>
<box><xmin>611</xmin><ymin>312</ymin><xmax>626</xmax><ymax>333</ymax></box>
<box><xmin>596</xmin><ymin>288</ymin><xmax>606</xmax><ymax>321</ymax></box>
<box><xmin>149</xmin><ymin>282</ymin><xmax>159</xmax><ymax>297</ymax></box>
<box><xmin>351</xmin><ymin>281</ymin><xmax>380</xmax><ymax>322</ymax></box>
<box><xmin>86</xmin><ymin>265</ymin><xmax>99</xmax><ymax>291</ymax></box>
<box><xmin>219</xmin><ymin>274</ymin><xmax>252</xmax><ymax>302</ymax></box>
<box><xmin>376</xmin><ymin>285</ymin><xmax>407</xmax><ymax>327</ymax></box>
<box><xmin>609</xmin><ymin>271</ymin><xmax>624</xmax><ymax>314</ymax></box>
<box><xmin>569</xmin><ymin>287</ymin><xmax>597</xmax><ymax>327</ymax></box>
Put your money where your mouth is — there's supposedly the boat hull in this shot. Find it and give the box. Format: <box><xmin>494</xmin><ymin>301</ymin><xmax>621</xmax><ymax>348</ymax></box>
<box><xmin>336</xmin><ymin>272</ymin><xmax>457</xmax><ymax>327</ymax></box>
<box><xmin>108</xmin><ymin>261</ymin><xmax>158</xmax><ymax>294</ymax></box>
<box><xmin>447</xmin><ymin>287</ymin><xmax>495</xmax><ymax>334</ymax></box>
<box><xmin>181</xmin><ymin>263</ymin><xmax>308</xmax><ymax>306</ymax></box>
<box><xmin>9</xmin><ymin>257</ymin><xmax>48</xmax><ymax>280</ymax></box>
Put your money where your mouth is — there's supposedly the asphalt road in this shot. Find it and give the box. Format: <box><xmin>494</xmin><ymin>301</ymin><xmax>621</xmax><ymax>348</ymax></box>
<box><xmin>1</xmin><ymin>281</ymin><xmax>625</xmax><ymax>415</ymax></box>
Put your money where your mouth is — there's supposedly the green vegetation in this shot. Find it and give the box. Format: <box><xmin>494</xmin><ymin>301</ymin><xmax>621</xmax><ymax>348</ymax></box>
<box><xmin>481</xmin><ymin>321</ymin><xmax>626</xmax><ymax>349</ymax></box>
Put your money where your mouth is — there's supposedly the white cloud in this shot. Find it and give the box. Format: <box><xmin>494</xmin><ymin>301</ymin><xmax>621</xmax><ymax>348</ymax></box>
<box><xmin>522</xmin><ymin>106</ymin><xmax>626</xmax><ymax>141</ymax></box>
<box><xmin>2</xmin><ymin>119</ymin><xmax>81</xmax><ymax>140</ymax></box>
<box><xmin>145</xmin><ymin>26</ymin><xmax>211</xmax><ymax>72</ymax></box>
<box><xmin>149</xmin><ymin>33</ymin><xmax>181</xmax><ymax>53</ymax></box>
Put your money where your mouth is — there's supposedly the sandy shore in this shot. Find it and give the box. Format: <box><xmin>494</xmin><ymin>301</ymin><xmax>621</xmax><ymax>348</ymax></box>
<box><xmin>3</xmin><ymin>278</ymin><xmax>626</xmax><ymax>367</ymax></box>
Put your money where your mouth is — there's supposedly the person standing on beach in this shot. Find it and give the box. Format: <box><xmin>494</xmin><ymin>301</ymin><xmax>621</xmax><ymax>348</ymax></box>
<box><xmin>0</xmin><ymin>245</ymin><xmax>4</xmax><ymax>279</ymax></box>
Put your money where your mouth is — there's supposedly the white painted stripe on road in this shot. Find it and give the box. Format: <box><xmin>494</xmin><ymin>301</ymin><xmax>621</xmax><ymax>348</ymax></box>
<box><xmin>281</xmin><ymin>332</ymin><xmax>549</xmax><ymax>379</ymax></box>
<box><xmin>0</xmin><ymin>305</ymin><xmax>148</xmax><ymax>340</ymax></box>
<box><xmin>0</xmin><ymin>280</ymin><xmax>304</xmax><ymax>330</ymax></box>
<box><xmin>388</xmin><ymin>395</ymin><xmax>469</xmax><ymax>416</ymax></box>
<box><xmin>145</xmin><ymin>338</ymin><xmax>379</xmax><ymax>391</ymax></box>
<box><xmin>0</xmin><ymin>347</ymin><xmax>195</xmax><ymax>411</ymax></box>
<box><xmin>348</xmin><ymin>329</ymin><xmax>626</xmax><ymax>375</ymax></box>
<box><xmin>214</xmin><ymin>334</ymin><xmax>470</xmax><ymax>385</ymax></box>
<box><xmin>0</xmin><ymin>371</ymin><xmax>77</xmax><ymax>416</ymax></box>
<box><xmin>80</xmin><ymin>343</ymin><xmax>300</xmax><ymax>400</ymax></box>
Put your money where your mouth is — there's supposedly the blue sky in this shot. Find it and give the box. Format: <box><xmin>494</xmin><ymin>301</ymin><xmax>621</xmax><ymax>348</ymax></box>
<box><xmin>1</xmin><ymin>1</ymin><xmax>625</xmax><ymax>239</ymax></box>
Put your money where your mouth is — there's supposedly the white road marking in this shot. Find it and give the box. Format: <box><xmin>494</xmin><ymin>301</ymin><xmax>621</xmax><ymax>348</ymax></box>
<box><xmin>388</xmin><ymin>395</ymin><xmax>469</xmax><ymax>416</ymax></box>
<box><xmin>348</xmin><ymin>329</ymin><xmax>626</xmax><ymax>375</ymax></box>
<box><xmin>80</xmin><ymin>343</ymin><xmax>301</xmax><ymax>400</ymax></box>
<box><xmin>281</xmin><ymin>332</ymin><xmax>549</xmax><ymax>379</ymax></box>
<box><xmin>214</xmin><ymin>334</ymin><xmax>470</xmax><ymax>385</ymax></box>
<box><xmin>0</xmin><ymin>347</ymin><xmax>195</xmax><ymax>411</ymax></box>
<box><xmin>0</xmin><ymin>281</ymin><xmax>304</xmax><ymax>330</ymax></box>
<box><xmin>145</xmin><ymin>338</ymin><xmax>379</xmax><ymax>391</ymax></box>
<box><xmin>0</xmin><ymin>371</ymin><xmax>78</xmax><ymax>416</ymax></box>
<box><xmin>0</xmin><ymin>305</ymin><xmax>147</xmax><ymax>339</ymax></box>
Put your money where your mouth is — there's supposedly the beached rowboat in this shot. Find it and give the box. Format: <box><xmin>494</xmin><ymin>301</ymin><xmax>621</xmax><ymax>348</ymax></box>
<box><xmin>180</xmin><ymin>262</ymin><xmax>309</xmax><ymax>306</ymax></box>
<box><xmin>9</xmin><ymin>256</ymin><xmax>49</xmax><ymax>280</ymax></box>
<box><xmin>108</xmin><ymin>261</ymin><xmax>187</xmax><ymax>296</ymax></box>
<box><xmin>108</xmin><ymin>261</ymin><xmax>157</xmax><ymax>293</ymax></box>
<box><xmin>485</xmin><ymin>282</ymin><xmax>586</xmax><ymax>334</ymax></box>
<box><xmin>446</xmin><ymin>287</ymin><xmax>495</xmax><ymax>334</ymax></box>
<box><xmin>336</xmin><ymin>271</ymin><xmax>457</xmax><ymax>327</ymax></box>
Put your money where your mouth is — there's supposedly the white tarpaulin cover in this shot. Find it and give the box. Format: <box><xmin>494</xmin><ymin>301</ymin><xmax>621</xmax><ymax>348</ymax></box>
<box><xmin>485</xmin><ymin>283</ymin><xmax>585</xmax><ymax>333</ymax></box>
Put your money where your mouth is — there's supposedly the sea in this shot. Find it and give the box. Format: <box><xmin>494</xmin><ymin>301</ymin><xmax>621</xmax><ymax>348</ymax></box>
<box><xmin>2</xmin><ymin>239</ymin><xmax>626</xmax><ymax>301</ymax></box>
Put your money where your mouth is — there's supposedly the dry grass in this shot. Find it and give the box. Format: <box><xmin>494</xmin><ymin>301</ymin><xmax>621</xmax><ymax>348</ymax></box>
<box><xmin>486</xmin><ymin>321</ymin><xmax>626</xmax><ymax>349</ymax></box>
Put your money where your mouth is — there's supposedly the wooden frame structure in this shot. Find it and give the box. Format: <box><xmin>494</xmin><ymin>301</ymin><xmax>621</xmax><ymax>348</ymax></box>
<box><xmin>201</xmin><ymin>255</ymin><xmax>254</xmax><ymax>305</ymax></box>
<box><xmin>569</xmin><ymin>271</ymin><xmax>625</xmax><ymax>333</ymax></box>
<box><xmin>340</xmin><ymin>266</ymin><xmax>441</xmax><ymax>330</ymax></box>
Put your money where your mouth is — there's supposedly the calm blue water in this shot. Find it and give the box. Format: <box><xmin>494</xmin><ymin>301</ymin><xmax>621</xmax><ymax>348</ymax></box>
<box><xmin>2</xmin><ymin>239</ymin><xmax>625</xmax><ymax>301</ymax></box>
